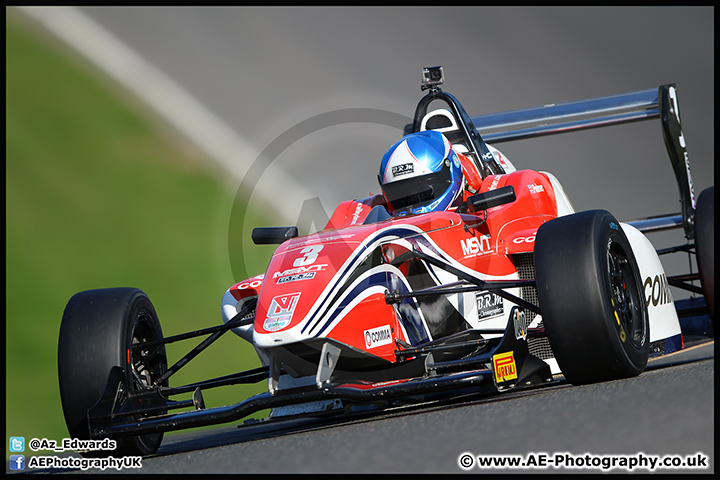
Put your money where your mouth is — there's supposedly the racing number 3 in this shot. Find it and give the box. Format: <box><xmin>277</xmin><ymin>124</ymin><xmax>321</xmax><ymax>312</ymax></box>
<box><xmin>293</xmin><ymin>245</ymin><xmax>324</xmax><ymax>267</ymax></box>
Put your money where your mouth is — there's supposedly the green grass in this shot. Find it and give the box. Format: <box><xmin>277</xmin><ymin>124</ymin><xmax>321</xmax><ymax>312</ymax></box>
<box><xmin>6</xmin><ymin>12</ymin><xmax>276</xmax><ymax>452</ymax></box>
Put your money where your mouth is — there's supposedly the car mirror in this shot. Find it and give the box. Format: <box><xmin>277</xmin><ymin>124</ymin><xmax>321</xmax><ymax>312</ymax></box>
<box><xmin>252</xmin><ymin>226</ymin><xmax>299</xmax><ymax>245</ymax></box>
<box><xmin>467</xmin><ymin>185</ymin><xmax>516</xmax><ymax>213</ymax></box>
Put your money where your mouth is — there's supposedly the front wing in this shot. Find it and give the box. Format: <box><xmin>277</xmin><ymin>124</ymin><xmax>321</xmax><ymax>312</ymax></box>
<box><xmin>87</xmin><ymin>309</ymin><xmax>552</xmax><ymax>439</ymax></box>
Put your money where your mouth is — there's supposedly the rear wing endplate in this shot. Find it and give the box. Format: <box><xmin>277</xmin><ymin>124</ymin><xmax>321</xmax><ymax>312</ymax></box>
<box><xmin>471</xmin><ymin>85</ymin><xmax>696</xmax><ymax>238</ymax></box>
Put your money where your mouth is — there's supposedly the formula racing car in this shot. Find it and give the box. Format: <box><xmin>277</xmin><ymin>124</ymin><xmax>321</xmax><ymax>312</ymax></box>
<box><xmin>58</xmin><ymin>66</ymin><xmax>714</xmax><ymax>456</ymax></box>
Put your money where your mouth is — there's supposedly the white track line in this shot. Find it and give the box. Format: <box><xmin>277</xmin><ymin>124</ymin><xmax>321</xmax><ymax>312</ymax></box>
<box><xmin>16</xmin><ymin>6</ymin><xmax>313</xmax><ymax>222</ymax></box>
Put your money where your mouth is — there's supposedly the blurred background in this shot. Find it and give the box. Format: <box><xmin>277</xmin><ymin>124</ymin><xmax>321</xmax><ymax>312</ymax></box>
<box><xmin>6</xmin><ymin>6</ymin><xmax>713</xmax><ymax>455</ymax></box>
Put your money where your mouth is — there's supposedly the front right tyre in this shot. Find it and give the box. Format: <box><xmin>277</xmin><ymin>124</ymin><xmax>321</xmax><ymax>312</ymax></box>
<box><xmin>58</xmin><ymin>288</ymin><xmax>167</xmax><ymax>456</ymax></box>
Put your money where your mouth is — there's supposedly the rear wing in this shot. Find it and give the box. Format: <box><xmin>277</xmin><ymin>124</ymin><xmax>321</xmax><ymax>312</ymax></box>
<box><xmin>470</xmin><ymin>85</ymin><xmax>696</xmax><ymax>239</ymax></box>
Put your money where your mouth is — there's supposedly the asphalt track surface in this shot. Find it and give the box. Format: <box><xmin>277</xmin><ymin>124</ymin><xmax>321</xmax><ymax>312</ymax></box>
<box><xmin>142</xmin><ymin>344</ymin><xmax>715</xmax><ymax>474</ymax></box>
<box><xmin>25</xmin><ymin>342</ymin><xmax>715</xmax><ymax>474</ymax></box>
<box><xmin>13</xmin><ymin>7</ymin><xmax>714</xmax><ymax>474</ymax></box>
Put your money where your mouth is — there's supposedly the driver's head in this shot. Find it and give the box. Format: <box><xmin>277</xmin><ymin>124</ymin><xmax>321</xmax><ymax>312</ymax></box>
<box><xmin>378</xmin><ymin>130</ymin><xmax>464</xmax><ymax>215</ymax></box>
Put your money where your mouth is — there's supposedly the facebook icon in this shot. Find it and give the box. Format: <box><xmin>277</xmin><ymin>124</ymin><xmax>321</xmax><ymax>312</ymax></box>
<box><xmin>9</xmin><ymin>455</ymin><xmax>25</xmax><ymax>471</ymax></box>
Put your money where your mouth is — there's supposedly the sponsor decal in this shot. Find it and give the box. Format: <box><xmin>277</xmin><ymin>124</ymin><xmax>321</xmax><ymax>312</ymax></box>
<box><xmin>476</xmin><ymin>291</ymin><xmax>504</xmax><ymax>320</ymax></box>
<box><xmin>276</xmin><ymin>272</ymin><xmax>316</xmax><ymax>284</ymax></box>
<box><xmin>263</xmin><ymin>292</ymin><xmax>301</xmax><ymax>331</ymax></box>
<box><xmin>669</xmin><ymin>87</ymin><xmax>696</xmax><ymax>208</ymax></box>
<box><xmin>493</xmin><ymin>351</ymin><xmax>518</xmax><ymax>383</ymax></box>
<box><xmin>350</xmin><ymin>202</ymin><xmax>364</xmax><ymax>225</ymax></box>
<box><xmin>496</xmin><ymin>152</ymin><xmax>510</xmax><ymax>172</ymax></box>
<box><xmin>643</xmin><ymin>274</ymin><xmax>673</xmax><ymax>307</ymax></box>
<box><xmin>391</xmin><ymin>163</ymin><xmax>414</xmax><ymax>177</ymax></box>
<box><xmin>512</xmin><ymin>235</ymin><xmax>536</xmax><ymax>244</ymax></box>
<box><xmin>488</xmin><ymin>175</ymin><xmax>502</xmax><ymax>191</ymax></box>
<box><xmin>512</xmin><ymin>307</ymin><xmax>527</xmax><ymax>340</ymax></box>
<box><xmin>300</xmin><ymin>234</ymin><xmax>355</xmax><ymax>245</ymax></box>
<box><xmin>273</xmin><ymin>264</ymin><xmax>327</xmax><ymax>279</ymax></box>
<box><xmin>685</xmin><ymin>154</ymin><xmax>696</xmax><ymax>208</ymax></box>
<box><xmin>364</xmin><ymin>325</ymin><xmax>393</xmax><ymax>349</ymax></box>
<box><xmin>527</xmin><ymin>183</ymin><xmax>545</xmax><ymax>194</ymax></box>
<box><xmin>461</xmin><ymin>235</ymin><xmax>492</xmax><ymax>257</ymax></box>
<box><xmin>236</xmin><ymin>279</ymin><xmax>263</xmax><ymax>290</ymax></box>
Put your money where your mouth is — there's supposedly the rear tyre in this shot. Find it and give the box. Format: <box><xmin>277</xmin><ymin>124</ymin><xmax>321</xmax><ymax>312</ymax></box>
<box><xmin>694</xmin><ymin>186</ymin><xmax>714</xmax><ymax>322</ymax></box>
<box><xmin>58</xmin><ymin>288</ymin><xmax>167</xmax><ymax>456</ymax></box>
<box><xmin>535</xmin><ymin>210</ymin><xmax>649</xmax><ymax>385</ymax></box>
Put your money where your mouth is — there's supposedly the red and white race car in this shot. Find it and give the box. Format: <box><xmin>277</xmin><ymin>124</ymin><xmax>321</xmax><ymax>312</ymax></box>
<box><xmin>58</xmin><ymin>66</ymin><xmax>714</xmax><ymax>456</ymax></box>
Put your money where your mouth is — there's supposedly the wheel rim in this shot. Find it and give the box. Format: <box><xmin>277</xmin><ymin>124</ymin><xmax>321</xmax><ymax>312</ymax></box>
<box><xmin>607</xmin><ymin>241</ymin><xmax>646</xmax><ymax>350</ymax></box>
<box><xmin>128</xmin><ymin>311</ymin><xmax>166</xmax><ymax>449</ymax></box>
<box><xmin>130</xmin><ymin>315</ymin><xmax>165</xmax><ymax>390</ymax></box>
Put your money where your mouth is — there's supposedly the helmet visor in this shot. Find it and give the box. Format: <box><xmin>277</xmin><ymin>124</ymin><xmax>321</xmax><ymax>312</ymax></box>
<box><xmin>382</xmin><ymin>161</ymin><xmax>453</xmax><ymax>212</ymax></box>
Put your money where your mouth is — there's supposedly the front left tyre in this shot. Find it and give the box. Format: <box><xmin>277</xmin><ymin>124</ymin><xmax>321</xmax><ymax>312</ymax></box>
<box><xmin>534</xmin><ymin>210</ymin><xmax>649</xmax><ymax>385</ymax></box>
<box><xmin>58</xmin><ymin>288</ymin><xmax>167</xmax><ymax>456</ymax></box>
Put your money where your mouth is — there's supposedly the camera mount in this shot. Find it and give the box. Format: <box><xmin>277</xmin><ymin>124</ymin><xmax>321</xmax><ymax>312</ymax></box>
<box><xmin>421</xmin><ymin>66</ymin><xmax>444</xmax><ymax>92</ymax></box>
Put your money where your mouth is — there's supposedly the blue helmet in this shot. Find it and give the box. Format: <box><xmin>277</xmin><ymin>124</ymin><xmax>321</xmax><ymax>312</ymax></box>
<box><xmin>378</xmin><ymin>130</ymin><xmax>464</xmax><ymax>215</ymax></box>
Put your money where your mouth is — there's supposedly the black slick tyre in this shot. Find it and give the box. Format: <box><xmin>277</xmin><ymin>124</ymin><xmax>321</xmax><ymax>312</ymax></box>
<box><xmin>694</xmin><ymin>186</ymin><xmax>714</xmax><ymax>322</ymax></box>
<box><xmin>534</xmin><ymin>210</ymin><xmax>649</xmax><ymax>385</ymax></box>
<box><xmin>58</xmin><ymin>288</ymin><xmax>167</xmax><ymax>456</ymax></box>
